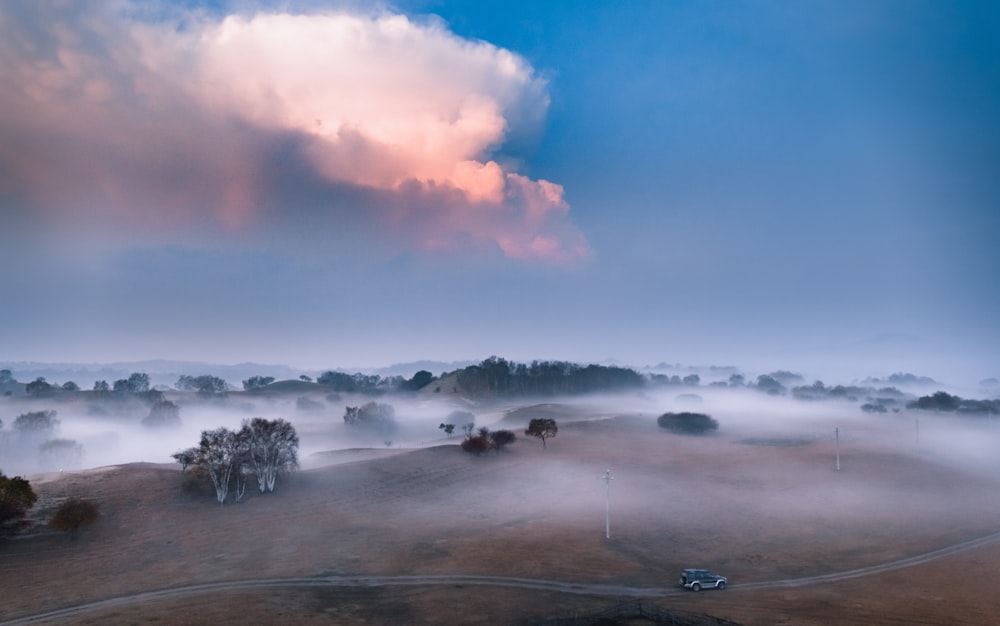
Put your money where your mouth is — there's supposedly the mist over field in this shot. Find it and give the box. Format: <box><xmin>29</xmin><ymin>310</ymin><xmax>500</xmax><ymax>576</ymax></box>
<box><xmin>1</xmin><ymin>358</ymin><xmax>996</xmax><ymax>481</ymax></box>
<box><xmin>3</xmin><ymin>355</ymin><xmax>1000</xmax><ymax>625</ymax></box>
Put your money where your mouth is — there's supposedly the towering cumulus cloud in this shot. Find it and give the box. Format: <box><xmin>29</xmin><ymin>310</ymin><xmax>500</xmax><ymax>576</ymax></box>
<box><xmin>0</xmin><ymin>3</ymin><xmax>588</xmax><ymax>263</ymax></box>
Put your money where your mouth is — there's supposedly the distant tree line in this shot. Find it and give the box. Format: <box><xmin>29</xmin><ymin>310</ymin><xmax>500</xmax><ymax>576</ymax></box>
<box><xmin>316</xmin><ymin>370</ymin><xmax>433</xmax><ymax>394</ymax></box>
<box><xmin>455</xmin><ymin>357</ymin><xmax>644</xmax><ymax>397</ymax></box>
<box><xmin>648</xmin><ymin>373</ymin><xmax>703</xmax><ymax>387</ymax></box>
<box><xmin>790</xmin><ymin>380</ymin><xmax>907</xmax><ymax>405</ymax></box>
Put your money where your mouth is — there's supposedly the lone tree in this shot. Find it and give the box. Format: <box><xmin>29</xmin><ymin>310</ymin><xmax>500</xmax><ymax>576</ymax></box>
<box><xmin>525</xmin><ymin>418</ymin><xmax>558</xmax><ymax>449</ymax></box>
<box><xmin>657</xmin><ymin>412</ymin><xmax>719</xmax><ymax>435</ymax></box>
<box><xmin>0</xmin><ymin>473</ymin><xmax>37</xmax><ymax>531</ymax></box>
<box><xmin>438</xmin><ymin>423</ymin><xmax>455</xmax><ymax>437</ymax></box>
<box><xmin>48</xmin><ymin>498</ymin><xmax>99</xmax><ymax>540</ymax></box>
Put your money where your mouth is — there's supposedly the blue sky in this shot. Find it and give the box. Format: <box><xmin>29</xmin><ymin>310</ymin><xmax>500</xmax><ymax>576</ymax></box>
<box><xmin>1</xmin><ymin>1</ymin><xmax>997</xmax><ymax>383</ymax></box>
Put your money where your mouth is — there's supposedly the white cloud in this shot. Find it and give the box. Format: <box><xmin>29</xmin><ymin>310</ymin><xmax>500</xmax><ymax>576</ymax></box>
<box><xmin>0</xmin><ymin>3</ymin><xmax>588</xmax><ymax>262</ymax></box>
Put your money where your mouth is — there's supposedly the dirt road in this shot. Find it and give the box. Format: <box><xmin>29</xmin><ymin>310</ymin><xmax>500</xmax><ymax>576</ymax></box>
<box><xmin>6</xmin><ymin>528</ymin><xmax>999</xmax><ymax>625</ymax></box>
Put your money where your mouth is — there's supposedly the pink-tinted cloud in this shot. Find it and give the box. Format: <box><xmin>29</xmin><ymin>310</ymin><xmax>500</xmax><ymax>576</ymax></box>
<box><xmin>0</xmin><ymin>3</ymin><xmax>588</xmax><ymax>263</ymax></box>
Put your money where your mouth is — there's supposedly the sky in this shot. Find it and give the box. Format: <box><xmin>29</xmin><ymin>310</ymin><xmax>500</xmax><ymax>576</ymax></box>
<box><xmin>1</xmin><ymin>0</ymin><xmax>997</xmax><ymax>384</ymax></box>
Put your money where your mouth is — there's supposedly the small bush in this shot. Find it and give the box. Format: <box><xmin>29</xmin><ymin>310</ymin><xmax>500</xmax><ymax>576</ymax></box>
<box><xmin>657</xmin><ymin>412</ymin><xmax>719</xmax><ymax>435</ymax></box>
<box><xmin>181</xmin><ymin>464</ymin><xmax>214</xmax><ymax>496</ymax></box>
<box><xmin>48</xmin><ymin>498</ymin><xmax>99</xmax><ymax>538</ymax></box>
<box><xmin>489</xmin><ymin>429</ymin><xmax>516</xmax><ymax>452</ymax></box>
<box><xmin>461</xmin><ymin>435</ymin><xmax>491</xmax><ymax>456</ymax></box>
<box><xmin>0</xmin><ymin>474</ymin><xmax>37</xmax><ymax>530</ymax></box>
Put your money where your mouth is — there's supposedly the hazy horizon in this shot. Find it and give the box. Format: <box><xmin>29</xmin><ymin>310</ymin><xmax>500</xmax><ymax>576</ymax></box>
<box><xmin>1</xmin><ymin>352</ymin><xmax>994</xmax><ymax>394</ymax></box>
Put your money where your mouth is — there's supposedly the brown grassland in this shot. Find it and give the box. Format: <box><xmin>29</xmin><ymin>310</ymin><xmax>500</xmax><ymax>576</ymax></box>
<box><xmin>3</xmin><ymin>406</ymin><xmax>1000</xmax><ymax>625</ymax></box>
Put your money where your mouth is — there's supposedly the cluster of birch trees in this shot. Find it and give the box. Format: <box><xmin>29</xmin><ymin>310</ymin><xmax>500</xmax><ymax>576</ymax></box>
<box><xmin>173</xmin><ymin>418</ymin><xmax>299</xmax><ymax>505</ymax></box>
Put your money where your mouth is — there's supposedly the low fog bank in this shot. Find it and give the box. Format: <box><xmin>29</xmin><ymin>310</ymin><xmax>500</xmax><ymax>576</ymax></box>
<box><xmin>0</xmin><ymin>389</ymin><xmax>481</xmax><ymax>477</ymax></box>
<box><xmin>1</xmin><ymin>363</ymin><xmax>997</xmax><ymax>479</ymax></box>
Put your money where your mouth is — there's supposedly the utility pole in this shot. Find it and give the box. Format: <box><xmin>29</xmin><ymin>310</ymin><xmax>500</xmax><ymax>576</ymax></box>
<box><xmin>835</xmin><ymin>427</ymin><xmax>840</xmax><ymax>471</ymax></box>
<box><xmin>602</xmin><ymin>468</ymin><xmax>613</xmax><ymax>539</ymax></box>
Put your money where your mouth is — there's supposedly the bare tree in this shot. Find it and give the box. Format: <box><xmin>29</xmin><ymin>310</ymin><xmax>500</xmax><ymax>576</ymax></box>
<box><xmin>197</xmin><ymin>428</ymin><xmax>241</xmax><ymax>505</ymax></box>
<box><xmin>241</xmin><ymin>418</ymin><xmax>299</xmax><ymax>494</ymax></box>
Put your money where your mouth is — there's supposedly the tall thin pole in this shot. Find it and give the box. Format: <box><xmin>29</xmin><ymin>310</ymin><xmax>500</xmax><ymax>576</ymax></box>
<box><xmin>835</xmin><ymin>427</ymin><xmax>840</xmax><ymax>471</ymax></box>
<box><xmin>602</xmin><ymin>468</ymin><xmax>613</xmax><ymax>539</ymax></box>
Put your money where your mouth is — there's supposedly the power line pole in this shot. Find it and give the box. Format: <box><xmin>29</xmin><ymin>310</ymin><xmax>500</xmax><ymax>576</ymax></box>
<box><xmin>602</xmin><ymin>468</ymin><xmax>613</xmax><ymax>539</ymax></box>
<box><xmin>835</xmin><ymin>427</ymin><xmax>840</xmax><ymax>471</ymax></box>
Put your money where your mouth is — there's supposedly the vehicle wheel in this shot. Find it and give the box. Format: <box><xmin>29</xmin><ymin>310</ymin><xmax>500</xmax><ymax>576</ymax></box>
<box><xmin>691</xmin><ymin>583</ymin><xmax>701</xmax><ymax>592</ymax></box>
<box><xmin>717</xmin><ymin>581</ymin><xmax>726</xmax><ymax>590</ymax></box>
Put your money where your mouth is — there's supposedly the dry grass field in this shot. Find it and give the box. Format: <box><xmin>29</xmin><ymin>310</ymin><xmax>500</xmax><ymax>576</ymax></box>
<box><xmin>3</xmin><ymin>401</ymin><xmax>1000</xmax><ymax>625</ymax></box>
